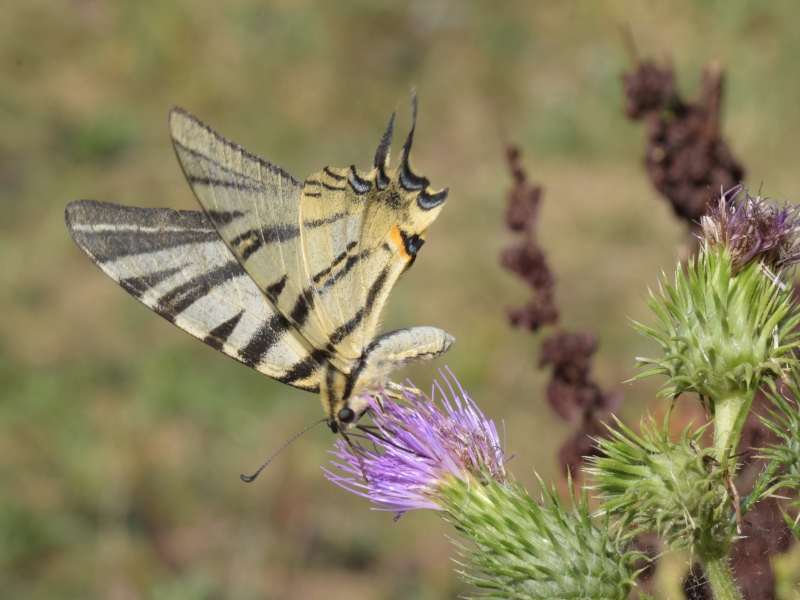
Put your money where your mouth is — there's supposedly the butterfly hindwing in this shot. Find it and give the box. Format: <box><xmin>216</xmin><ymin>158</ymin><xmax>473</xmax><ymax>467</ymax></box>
<box><xmin>299</xmin><ymin>103</ymin><xmax>449</xmax><ymax>357</ymax></box>
<box><xmin>65</xmin><ymin>200</ymin><xmax>323</xmax><ymax>392</ymax></box>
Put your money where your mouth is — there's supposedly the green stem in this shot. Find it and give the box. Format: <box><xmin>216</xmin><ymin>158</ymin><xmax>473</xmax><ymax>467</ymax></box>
<box><xmin>713</xmin><ymin>389</ymin><xmax>755</xmax><ymax>462</ymax></box>
<box><xmin>698</xmin><ymin>550</ymin><xmax>743</xmax><ymax>600</ymax></box>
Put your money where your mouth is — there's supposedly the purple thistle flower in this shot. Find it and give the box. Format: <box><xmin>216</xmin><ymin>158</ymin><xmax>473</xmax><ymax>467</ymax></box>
<box><xmin>323</xmin><ymin>370</ymin><xmax>508</xmax><ymax>517</ymax></box>
<box><xmin>701</xmin><ymin>184</ymin><xmax>800</xmax><ymax>274</ymax></box>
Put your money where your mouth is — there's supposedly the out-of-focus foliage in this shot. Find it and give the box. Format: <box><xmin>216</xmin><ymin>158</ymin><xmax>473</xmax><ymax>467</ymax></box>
<box><xmin>2</xmin><ymin>1</ymin><xmax>800</xmax><ymax>598</ymax></box>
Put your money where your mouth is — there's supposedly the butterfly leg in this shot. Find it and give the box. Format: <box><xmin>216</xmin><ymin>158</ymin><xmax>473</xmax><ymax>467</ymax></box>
<box><xmin>386</xmin><ymin>380</ymin><xmax>423</xmax><ymax>397</ymax></box>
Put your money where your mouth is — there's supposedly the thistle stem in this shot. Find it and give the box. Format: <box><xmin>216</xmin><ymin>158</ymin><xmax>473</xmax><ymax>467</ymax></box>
<box><xmin>713</xmin><ymin>390</ymin><xmax>755</xmax><ymax>462</ymax></box>
<box><xmin>698</xmin><ymin>550</ymin><xmax>743</xmax><ymax>600</ymax></box>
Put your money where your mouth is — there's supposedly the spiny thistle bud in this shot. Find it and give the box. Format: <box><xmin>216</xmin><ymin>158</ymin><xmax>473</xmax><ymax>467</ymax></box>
<box><xmin>588</xmin><ymin>419</ymin><xmax>734</xmax><ymax>553</ymax></box>
<box><xmin>634</xmin><ymin>186</ymin><xmax>800</xmax><ymax>455</ymax></box>
<box><xmin>446</xmin><ymin>476</ymin><xmax>643</xmax><ymax>599</ymax></box>
<box><xmin>325</xmin><ymin>374</ymin><xmax>642</xmax><ymax>598</ymax></box>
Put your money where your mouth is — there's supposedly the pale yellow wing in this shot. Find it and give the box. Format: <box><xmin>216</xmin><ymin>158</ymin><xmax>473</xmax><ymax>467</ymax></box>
<box><xmin>65</xmin><ymin>200</ymin><xmax>323</xmax><ymax>391</ymax></box>
<box><xmin>169</xmin><ymin>108</ymin><xmax>347</xmax><ymax>370</ymax></box>
<box><xmin>299</xmin><ymin>98</ymin><xmax>448</xmax><ymax>359</ymax></box>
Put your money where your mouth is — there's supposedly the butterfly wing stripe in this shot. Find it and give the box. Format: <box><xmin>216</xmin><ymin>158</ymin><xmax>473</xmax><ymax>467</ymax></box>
<box><xmin>65</xmin><ymin>200</ymin><xmax>323</xmax><ymax>392</ymax></box>
<box><xmin>205</xmin><ymin>210</ymin><xmax>245</xmax><ymax>225</ymax></box>
<box><xmin>120</xmin><ymin>266</ymin><xmax>183</xmax><ymax>299</ymax></box>
<box><xmin>318</xmin><ymin>249</ymin><xmax>371</xmax><ymax>290</ymax></box>
<box><xmin>327</xmin><ymin>263</ymin><xmax>391</xmax><ymax>346</ymax></box>
<box><xmin>67</xmin><ymin>221</ymin><xmax>220</xmax><ymax>260</ymax></box>
<box><xmin>276</xmin><ymin>357</ymin><xmax>321</xmax><ymax>386</ymax></box>
<box><xmin>237</xmin><ymin>314</ymin><xmax>291</xmax><ymax>367</ymax></box>
<box><xmin>323</xmin><ymin>166</ymin><xmax>346</xmax><ymax>181</ymax></box>
<box><xmin>289</xmin><ymin>289</ymin><xmax>315</xmax><ymax>326</ymax></box>
<box><xmin>265</xmin><ymin>275</ymin><xmax>288</xmax><ymax>303</ymax></box>
<box><xmin>155</xmin><ymin>262</ymin><xmax>240</xmax><ymax>317</ymax></box>
<box><xmin>203</xmin><ymin>311</ymin><xmax>245</xmax><ymax>351</ymax></box>
<box><xmin>187</xmin><ymin>176</ymin><xmax>259</xmax><ymax>192</ymax></box>
<box><xmin>311</xmin><ymin>241</ymin><xmax>358</xmax><ymax>285</ymax></box>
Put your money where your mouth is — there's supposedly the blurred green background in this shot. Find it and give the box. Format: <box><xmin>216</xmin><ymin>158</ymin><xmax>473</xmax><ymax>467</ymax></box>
<box><xmin>3</xmin><ymin>1</ymin><xmax>800</xmax><ymax>598</ymax></box>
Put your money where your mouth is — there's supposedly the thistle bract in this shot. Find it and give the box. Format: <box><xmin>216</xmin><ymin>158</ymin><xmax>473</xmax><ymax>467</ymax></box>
<box><xmin>634</xmin><ymin>250</ymin><xmax>797</xmax><ymax>401</ymax></box>
<box><xmin>758</xmin><ymin>379</ymin><xmax>800</xmax><ymax>540</ymax></box>
<box><xmin>447</xmin><ymin>477</ymin><xmax>643</xmax><ymax>600</ymax></box>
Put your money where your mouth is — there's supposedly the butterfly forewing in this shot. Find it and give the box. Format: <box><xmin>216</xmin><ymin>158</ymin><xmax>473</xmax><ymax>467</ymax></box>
<box><xmin>168</xmin><ymin>108</ymin><xmax>348</xmax><ymax>371</ymax></box>
<box><xmin>65</xmin><ymin>200</ymin><xmax>323</xmax><ymax>392</ymax></box>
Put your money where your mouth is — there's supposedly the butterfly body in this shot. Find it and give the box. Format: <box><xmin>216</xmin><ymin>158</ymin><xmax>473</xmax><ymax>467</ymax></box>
<box><xmin>66</xmin><ymin>99</ymin><xmax>453</xmax><ymax>432</ymax></box>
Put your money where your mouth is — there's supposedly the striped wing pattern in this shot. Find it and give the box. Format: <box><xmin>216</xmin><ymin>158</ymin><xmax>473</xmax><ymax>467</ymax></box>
<box><xmin>169</xmin><ymin>108</ymin><xmax>353</xmax><ymax>372</ymax></box>
<box><xmin>65</xmin><ymin>200</ymin><xmax>322</xmax><ymax>392</ymax></box>
<box><xmin>170</xmin><ymin>105</ymin><xmax>449</xmax><ymax>371</ymax></box>
<box><xmin>299</xmin><ymin>161</ymin><xmax>446</xmax><ymax>359</ymax></box>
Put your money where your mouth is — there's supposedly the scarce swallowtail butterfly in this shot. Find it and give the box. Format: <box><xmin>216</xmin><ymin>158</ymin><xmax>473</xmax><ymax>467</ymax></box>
<box><xmin>65</xmin><ymin>97</ymin><xmax>454</xmax><ymax>434</ymax></box>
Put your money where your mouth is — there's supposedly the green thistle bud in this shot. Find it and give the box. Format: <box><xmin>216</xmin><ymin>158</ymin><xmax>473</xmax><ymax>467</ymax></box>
<box><xmin>588</xmin><ymin>419</ymin><xmax>733</xmax><ymax>553</ymax></box>
<box><xmin>443</xmin><ymin>475</ymin><xmax>643</xmax><ymax>600</ymax></box>
<box><xmin>633</xmin><ymin>187</ymin><xmax>800</xmax><ymax>456</ymax></box>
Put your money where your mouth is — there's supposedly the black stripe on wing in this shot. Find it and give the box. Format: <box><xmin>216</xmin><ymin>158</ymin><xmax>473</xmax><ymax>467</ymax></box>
<box><xmin>276</xmin><ymin>348</ymin><xmax>329</xmax><ymax>391</ymax></box>
<box><xmin>206</xmin><ymin>210</ymin><xmax>246</xmax><ymax>226</ymax></box>
<box><xmin>120</xmin><ymin>266</ymin><xmax>183</xmax><ymax>299</ymax></box>
<box><xmin>156</xmin><ymin>262</ymin><xmax>241</xmax><ymax>320</ymax></box>
<box><xmin>204</xmin><ymin>311</ymin><xmax>245</xmax><ymax>351</ymax></box>
<box><xmin>66</xmin><ymin>202</ymin><xmax>222</xmax><ymax>262</ymax></box>
<box><xmin>238</xmin><ymin>314</ymin><xmax>292</xmax><ymax>368</ymax></box>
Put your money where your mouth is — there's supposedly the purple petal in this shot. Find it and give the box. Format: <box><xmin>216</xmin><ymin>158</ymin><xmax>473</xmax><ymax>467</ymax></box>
<box><xmin>700</xmin><ymin>185</ymin><xmax>800</xmax><ymax>273</ymax></box>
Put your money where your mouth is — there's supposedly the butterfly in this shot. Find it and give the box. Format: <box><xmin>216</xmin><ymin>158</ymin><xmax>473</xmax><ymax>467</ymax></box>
<box><xmin>65</xmin><ymin>96</ymin><xmax>454</xmax><ymax>435</ymax></box>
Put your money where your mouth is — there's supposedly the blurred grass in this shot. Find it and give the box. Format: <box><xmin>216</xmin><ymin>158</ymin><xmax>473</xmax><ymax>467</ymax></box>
<box><xmin>2</xmin><ymin>0</ymin><xmax>800</xmax><ymax>598</ymax></box>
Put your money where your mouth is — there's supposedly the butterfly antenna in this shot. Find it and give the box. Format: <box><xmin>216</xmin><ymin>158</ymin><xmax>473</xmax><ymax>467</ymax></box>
<box><xmin>240</xmin><ymin>418</ymin><xmax>327</xmax><ymax>483</ymax></box>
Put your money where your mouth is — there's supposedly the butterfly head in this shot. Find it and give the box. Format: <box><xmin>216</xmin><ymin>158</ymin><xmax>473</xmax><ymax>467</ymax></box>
<box><xmin>326</xmin><ymin>404</ymin><xmax>364</xmax><ymax>434</ymax></box>
<box><xmin>325</xmin><ymin>394</ymin><xmax>373</xmax><ymax>434</ymax></box>
<box><xmin>321</xmin><ymin>363</ymin><xmax>374</xmax><ymax>433</ymax></box>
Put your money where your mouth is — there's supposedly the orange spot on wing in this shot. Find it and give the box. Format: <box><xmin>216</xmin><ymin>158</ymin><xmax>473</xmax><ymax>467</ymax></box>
<box><xmin>389</xmin><ymin>225</ymin><xmax>411</xmax><ymax>261</ymax></box>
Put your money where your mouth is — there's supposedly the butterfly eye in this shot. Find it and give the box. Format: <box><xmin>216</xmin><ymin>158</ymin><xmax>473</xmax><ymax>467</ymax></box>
<box><xmin>338</xmin><ymin>407</ymin><xmax>356</xmax><ymax>424</ymax></box>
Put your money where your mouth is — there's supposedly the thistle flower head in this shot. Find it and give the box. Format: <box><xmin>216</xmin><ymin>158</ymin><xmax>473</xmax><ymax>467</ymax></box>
<box><xmin>701</xmin><ymin>185</ymin><xmax>800</xmax><ymax>275</ymax></box>
<box><xmin>324</xmin><ymin>371</ymin><xmax>508</xmax><ymax>516</ymax></box>
<box><xmin>636</xmin><ymin>183</ymin><xmax>800</xmax><ymax>456</ymax></box>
